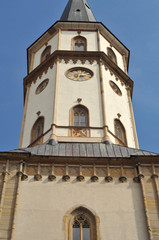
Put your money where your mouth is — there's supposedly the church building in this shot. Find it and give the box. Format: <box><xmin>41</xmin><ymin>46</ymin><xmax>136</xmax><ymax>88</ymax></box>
<box><xmin>0</xmin><ymin>0</ymin><xmax>159</xmax><ymax>239</ymax></box>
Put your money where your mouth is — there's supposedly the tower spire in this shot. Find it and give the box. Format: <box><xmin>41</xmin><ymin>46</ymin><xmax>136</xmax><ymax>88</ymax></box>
<box><xmin>60</xmin><ymin>0</ymin><xmax>96</xmax><ymax>22</ymax></box>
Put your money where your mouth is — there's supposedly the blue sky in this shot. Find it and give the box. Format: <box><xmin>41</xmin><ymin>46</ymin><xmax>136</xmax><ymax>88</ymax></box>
<box><xmin>0</xmin><ymin>0</ymin><xmax>159</xmax><ymax>153</ymax></box>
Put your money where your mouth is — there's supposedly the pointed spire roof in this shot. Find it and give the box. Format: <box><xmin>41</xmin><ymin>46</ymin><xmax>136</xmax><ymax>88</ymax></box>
<box><xmin>60</xmin><ymin>0</ymin><xmax>96</xmax><ymax>22</ymax></box>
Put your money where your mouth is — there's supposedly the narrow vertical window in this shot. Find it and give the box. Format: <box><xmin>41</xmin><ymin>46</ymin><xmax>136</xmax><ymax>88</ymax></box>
<box><xmin>116</xmin><ymin>126</ymin><xmax>121</xmax><ymax>140</ymax></box>
<box><xmin>73</xmin><ymin>222</ymin><xmax>80</xmax><ymax>240</ymax></box>
<box><xmin>41</xmin><ymin>46</ymin><xmax>51</xmax><ymax>63</ymax></box>
<box><xmin>114</xmin><ymin>119</ymin><xmax>127</xmax><ymax>145</ymax></box>
<box><xmin>72</xmin><ymin>105</ymin><xmax>88</xmax><ymax>127</ymax></box>
<box><xmin>107</xmin><ymin>47</ymin><xmax>117</xmax><ymax>65</ymax></box>
<box><xmin>31</xmin><ymin>117</ymin><xmax>44</xmax><ymax>144</ymax></box>
<box><xmin>72</xmin><ymin>36</ymin><xmax>87</xmax><ymax>51</ymax></box>
<box><xmin>83</xmin><ymin>221</ymin><xmax>90</xmax><ymax>240</ymax></box>
<box><xmin>70</xmin><ymin>105</ymin><xmax>89</xmax><ymax>137</ymax></box>
<box><xmin>37</xmin><ymin>125</ymin><xmax>42</xmax><ymax>139</ymax></box>
<box><xmin>74</xmin><ymin>112</ymin><xmax>79</xmax><ymax>126</ymax></box>
<box><xmin>66</xmin><ymin>206</ymin><xmax>98</xmax><ymax>240</ymax></box>
<box><xmin>72</xmin><ymin>216</ymin><xmax>90</xmax><ymax>240</ymax></box>
<box><xmin>80</xmin><ymin>113</ymin><xmax>86</xmax><ymax>126</ymax></box>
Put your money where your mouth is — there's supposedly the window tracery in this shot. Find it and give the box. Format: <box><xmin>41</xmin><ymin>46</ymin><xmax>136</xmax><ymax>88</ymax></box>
<box><xmin>72</xmin><ymin>36</ymin><xmax>87</xmax><ymax>51</ymax></box>
<box><xmin>70</xmin><ymin>105</ymin><xmax>89</xmax><ymax>137</ymax></box>
<box><xmin>73</xmin><ymin>107</ymin><xmax>87</xmax><ymax>127</ymax></box>
<box><xmin>73</xmin><ymin>216</ymin><xmax>90</xmax><ymax>240</ymax></box>
<box><xmin>66</xmin><ymin>207</ymin><xmax>98</xmax><ymax>240</ymax></box>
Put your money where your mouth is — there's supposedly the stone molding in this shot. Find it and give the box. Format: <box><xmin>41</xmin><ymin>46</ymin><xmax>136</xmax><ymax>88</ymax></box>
<box><xmin>34</xmin><ymin>173</ymin><xmax>42</xmax><ymax>181</ymax></box>
<box><xmin>77</xmin><ymin>175</ymin><xmax>85</xmax><ymax>182</ymax></box>
<box><xmin>27</xmin><ymin>21</ymin><xmax>129</xmax><ymax>73</ymax></box>
<box><xmin>24</xmin><ymin>50</ymin><xmax>133</xmax><ymax>99</ymax></box>
<box><xmin>48</xmin><ymin>174</ymin><xmax>56</xmax><ymax>181</ymax></box>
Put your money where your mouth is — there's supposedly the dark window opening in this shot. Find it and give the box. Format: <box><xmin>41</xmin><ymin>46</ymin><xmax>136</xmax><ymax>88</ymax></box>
<box><xmin>73</xmin><ymin>216</ymin><xmax>90</xmax><ymax>240</ymax></box>
<box><xmin>107</xmin><ymin>47</ymin><xmax>117</xmax><ymax>65</ymax></box>
<box><xmin>72</xmin><ymin>105</ymin><xmax>88</xmax><ymax>127</ymax></box>
<box><xmin>114</xmin><ymin>119</ymin><xmax>127</xmax><ymax>145</ymax></box>
<box><xmin>31</xmin><ymin>117</ymin><xmax>44</xmax><ymax>144</ymax></box>
<box><xmin>41</xmin><ymin>46</ymin><xmax>51</xmax><ymax>63</ymax></box>
<box><xmin>72</xmin><ymin>36</ymin><xmax>87</xmax><ymax>51</ymax></box>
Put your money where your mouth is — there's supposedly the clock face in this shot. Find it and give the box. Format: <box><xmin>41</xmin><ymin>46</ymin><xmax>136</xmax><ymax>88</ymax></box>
<box><xmin>66</xmin><ymin>68</ymin><xmax>93</xmax><ymax>81</ymax></box>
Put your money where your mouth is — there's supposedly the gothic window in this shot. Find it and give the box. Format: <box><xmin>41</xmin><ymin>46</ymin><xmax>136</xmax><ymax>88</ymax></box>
<box><xmin>70</xmin><ymin>105</ymin><xmax>89</xmax><ymax>137</ymax></box>
<box><xmin>72</xmin><ymin>36</ymin><xmax>87</xmax><ymax>51</ymax></box>
<box><xmin>73</xmin><ymin>216</ymin><xmax>90</xmax><ymax>240</ymax></box>
<box><xmin>66</xmin><ymin>207</ymin><xmax>98</xmax><ymax>240</ymax></box>
<box><xmin>114</xmin><ymin>119</ymin><xmax>127</xmax><ymax>145</ymax></box>
<box><xmin>40</xmin><ymin>46</ymin><xmax>51</xmax><ymax>63</ymax></box>
<box><xmin>107</xmin><ymin>47</ymin><xmax>117</xmax><ymax>65</ymax></box>
<box><xmin>31</xmin><ymin>117</ymin><xmax>44</xmax><ymax>144</ymax></box>
<box><xmin>71</xmin><ymin>105</ymin><xmax>89</xmax><ymax>127</ymax></box>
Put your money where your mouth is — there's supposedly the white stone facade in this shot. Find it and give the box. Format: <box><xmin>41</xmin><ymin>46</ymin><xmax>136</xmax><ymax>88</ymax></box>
<box><xmin>13</xmin><ymin>177</ymin><xmax>148</xmax><ymax>240</ymax></box>
<box><xmin>19</xmin><ymin>22</ymin><xmax>138</xmax><ymax>149</ymax></box>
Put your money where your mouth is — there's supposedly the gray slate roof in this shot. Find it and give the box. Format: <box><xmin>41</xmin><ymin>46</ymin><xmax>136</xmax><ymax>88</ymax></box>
<box><xmin>10</xmin><ymin>142</ymin><xmax>157</xmax><ymax>158</ymax></box>
<box><xmin>60</xmin><ymin>0</ymin><xmax>96</xmax><ymax>22</ymax></box>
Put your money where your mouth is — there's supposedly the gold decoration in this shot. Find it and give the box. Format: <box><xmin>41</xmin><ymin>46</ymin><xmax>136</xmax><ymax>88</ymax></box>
<box><xmin>71</xmin><ymin>128</ymin><xmax>90</xmax><ymax>137</ymax></box>
<box><xmin>66</xmin><ymin>67</ymin><xmax>93</xmax><ymax>81</ymax></box>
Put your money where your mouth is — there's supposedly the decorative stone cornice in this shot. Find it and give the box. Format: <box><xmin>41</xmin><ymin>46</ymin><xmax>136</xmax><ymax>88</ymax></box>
<box><xmin>2</xmin><ymin>171</ymin><xmax>10</xmax><ymax>177</ymax></box>
<box><xmin>151</xmin><ymin>174</ymin><xmax>158</xmax><ymax>179</ymax></box>
<box><xmin>23</xmin><ymin>50</ymin><xmax>133</xmax><ymax>100</ymax></box>
<box><xmin>119</xmin><ymin>176</ymin><xmax>127</xmax><ymax>183</ymax></box>
<box><xmin>34</xmin><ymin>173</ymin><xmax>42</xmax><ymax>181</ymax></box>
<box><xmin>105</xmin><ymin>175</ymin><xmax>113</xmax><ymax>182</ymax></box>
<box><xmin>138</xmin><ymin>174</ymin><xmax>144</xmax><ymax>180</ymax></box>
<box><xmin>91</xmin><ymin>175</ymin><xmax>98</xmax><ymax>182</ymax></box>
<box><xmin>133</xmin><ymin>176</ymin><xmax>140</xmax><ymax>183</ymax></box>
<box><xmin>16</xmin><ymin>171</ymin><xmax>23</xmax><ymax>177</ymax></box>
<box><xmin>62</xmin><ymin>174</ymin><xmax>70</xmax><ymax>182</ymax></box>
<box><xmin>21</xmin><ymin>173</ymin><xmax>28</xmax><ymax>181</ymax></box>
<box><xmin>27</xmin><ymin>21</ymin><xmax>130</xmax><ymax>73</ymax></box>
<box><xmin>48</xmin><ymin>174</ymin><xmax>56</xmax><ymax>181</ymax></box>
<box><xmin>77</xmin><ymin>175</ymin><xmax>85</xmax><ymax>182</ymax></box>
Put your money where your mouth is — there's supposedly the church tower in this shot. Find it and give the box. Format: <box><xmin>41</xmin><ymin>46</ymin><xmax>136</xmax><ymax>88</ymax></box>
<box><xmin>0</xmin><ymin>1</ymin><xmax>159</xmax><ymax>240</ymax></box>
<box><xmin>19</xmin><ymin>0</ymin><xmax>138</xmax><ymax>149</ymax></box>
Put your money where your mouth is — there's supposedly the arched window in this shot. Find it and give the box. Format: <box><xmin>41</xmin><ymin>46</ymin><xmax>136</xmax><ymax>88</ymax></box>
<box><xmin>40</xmin><ymin>45</ymin><xmax>51</xmax><ymax>63</ymax></box>
<box><xmin>71</xmin><ymin>105</ymin><xmax>89</xmax><ymax>127</ymax></box>
<box><xmin>65</xmin><ymin>207</ymin><xmax>98</xmax><ymax>240</ymax></box>
<box><xmin>70</xmin><ymin>105</ymin><xmax>89</xmax><ymax>137</ymax></box>
<box><xmin>114</xmin><ymin>119</ymin><xmax>127</xmax><ymax>145</ymax></box>
<box><xmin>107</xmin><ymin>47</ymin><xmax>117</xmax><ymax>65</ymax></box>
<box><xmin>73</xmin><ymin>216</ymin><xmax>90</xmax><ymax>240</ymax></box>
<box><xmin>72</xmin><ymin>36</ymin><xmax>87</xmax><ymax>51</ymax></box>
<box><xmin>31</xmin><ymin>117</ymin><xmax>44</xmax><ymax>144</ymax></box>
